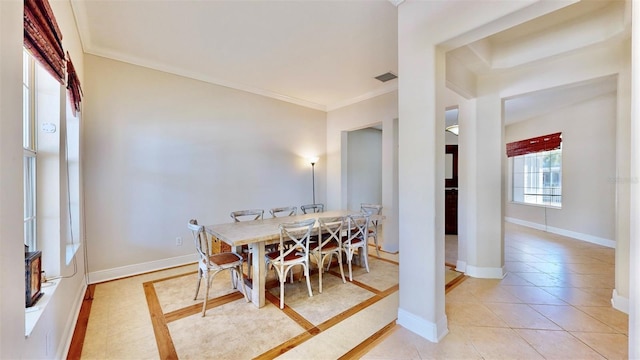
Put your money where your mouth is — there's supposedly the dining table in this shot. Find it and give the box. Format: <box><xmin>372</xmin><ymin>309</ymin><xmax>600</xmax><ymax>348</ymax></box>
<box><xmin>205</xmin><ymin>209</ymin><xmax>376</xmax><ymax>308</ymax></box>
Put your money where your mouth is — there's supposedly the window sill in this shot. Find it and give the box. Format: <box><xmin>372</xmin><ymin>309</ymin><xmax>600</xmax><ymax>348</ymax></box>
<box><xmin>66</xmin><ymin>243</ymin><xmax>81</xmax><ymax>265</ymax></box>
<box><xmin>510</xmin><ymin>201</ymin><xmax>562</xmax><ymax>209</ymax></box>
<box><xmin>25</xmin><ymin>278</ymin><xmax>60</xmax><ymax>337</ymax></box>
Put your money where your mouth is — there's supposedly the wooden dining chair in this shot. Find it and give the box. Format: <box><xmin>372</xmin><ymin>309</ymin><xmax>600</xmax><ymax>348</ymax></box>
<box><xmin>343</xmin><ymin>213</ymin><xmax>370</xmax><ymax>281</ymax></box>
<box><xmin>360</xmin><ymin>203</ymin><xmax>382</xmax><ymax>257</ymax></box>
<box><xmin>188</xmin><ymin>219</ymin><xmax>248</xmax><ymax>317</ymax></box>
<box><xmin>229</xmin><ymin>209</ymin><xmax>264</xmax><ymax>279</ymax></box>
<box><xmin>230</xmin><ymin>209</ymin><xmax>264</xmax><ymax>222</ymax></box>
<box><xmin>269</xmin><ymin>206</ymin><xmax>297</xmax><ymax>218</ymax></box>
<box><xmin>311</xmin><ymin>216</ymin><xmax>346</xmax><ymax>293</ymax></box>
<box><xmin>265</xmin><ymin>218</ymin><xmax>316</xmax><ymax>309</ymax></box>
<box><xmin>300</xmin><ymin>203</ymin><xmax>324</xmax><ymax>214</ymax></box>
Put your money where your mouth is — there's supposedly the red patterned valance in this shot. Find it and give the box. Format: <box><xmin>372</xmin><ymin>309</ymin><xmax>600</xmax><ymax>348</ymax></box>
<box><xmin>506</xmin><ymin>132</ymin><xmax>562</xmax><ymax>158</ymax></box>
<box><xmin>24</xmin><ymin>0</ymin><xmax>65</xmax><ymax>83</ymax></box>
<box><xmin>66</xmin><ymin>53</ymin><xmax>82</xmax><ymax>116</ymax></box>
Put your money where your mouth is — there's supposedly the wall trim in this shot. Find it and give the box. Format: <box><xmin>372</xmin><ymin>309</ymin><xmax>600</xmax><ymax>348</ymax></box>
<box><xmin>612</xmin><ymin>289</ymin><xmax>629</xmax><ymax>314</ymax></box>
<box><xmin>465</xmin><ymin>265</ymin><xmax>506</xmax><ymax>279</ymax></box>
<box><xmin>87</xmin><ymin>254</ymin><xmax>197</xmax><ymax>284</ymax></box>
<box><xmin>455</xmin><ymin>260</ymin><xmax>467</xmax><ymax>273</ymax></box>
<box><xmin>397</xmin><ymin>308</ymin><xmax>449</xmax><ymax>342</ymax></box>
<box><xmin>59</xmin><ymin>281</ymin><xmax>87</xmax><ymax>359</ymax></box>
<box><xmin>505</xmin><ymin>217</ymin><xmax>615</xmax><ymax>248</ymax></box>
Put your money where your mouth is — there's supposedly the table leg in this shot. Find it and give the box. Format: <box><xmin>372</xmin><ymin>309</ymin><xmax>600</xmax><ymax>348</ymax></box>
<box><xmin>250</xmin><ymin>242</ymin><xmax>266</xmax><ymax>307</ymax></box>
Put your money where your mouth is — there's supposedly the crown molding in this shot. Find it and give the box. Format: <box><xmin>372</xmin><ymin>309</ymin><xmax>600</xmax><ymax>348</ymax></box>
<box><xmin>85</xmin><ymin>47</ymin><xmax>328</xmax><ymax>112</ymax></box>
<box><xmin>388</xmin><ymin>0</ymin><xmax>405</xmax><ymax>7</ymax></box>
<box><xmin>326</xmin><ymin>81</ymin><xmax>398</xmax><ymax>112</ymax></box>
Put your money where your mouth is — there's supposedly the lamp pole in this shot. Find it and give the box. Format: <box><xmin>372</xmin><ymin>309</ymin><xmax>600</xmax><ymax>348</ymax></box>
<box><xmin>311</xmin><ymin>161</ymin><xmax>316</xmax><ymax>204</ymax></box>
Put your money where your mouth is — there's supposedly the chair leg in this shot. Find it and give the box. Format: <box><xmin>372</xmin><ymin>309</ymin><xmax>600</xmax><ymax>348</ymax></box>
<box><xmin>201</xmin><ymin>272</ymin><xmax>211</xmax><ymax>317</ymax></box>
<box><xmin>236</xmin><ymin>266</ymin><xmax>249</xmax><ymax>302</ymax></box>
<box><xmin>337</xmin><ymin>251</ymin><xmax>346</xmax><ymax>284</ymax></box>
<box><xmin>361</xmin><ymin>246</ymin><xmax>370</xmax><ymax>273</ymax></box>
<box><xmin>318</xmin><ymin>255</ymin><xmax>325</xmax><ymax>293</ymax></box>
<box><xmin>324</xmin><ymin>253</ymin><xmax>334</xmax><ymax>271</ymax></box>
<box><xmin>372</xmin><ymin>233</ymin><xmax>380</xmax><ymax>257</ymax></box>
<box><xmin>346</xmin><ymin>248</ymin><xmax>354</xmax><ymax>281</ymax></box>
<box><xmin>194</xmin><ymin>268</ymin><xmax>202</xmax><ymax>300</ymax></box>
<box><xmin>279</xmin><ymin>268</ymin><xmax>286</xmax><ymax>309</ymax></box>
<box><xmin>230</xmin><ymin>268</ymin><xmax>236</xmax><ymax>289</ymax></box>
<box><xmin>304</xmin><ymin>263</ymin><xmax>313</xmax><ymax>298</ymax></box>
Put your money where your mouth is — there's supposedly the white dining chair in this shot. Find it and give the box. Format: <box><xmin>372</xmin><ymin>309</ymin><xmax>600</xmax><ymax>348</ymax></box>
<box><xmin>269</xmin><ymin>206</ymin><xmax>297</xmax><ymax>218</ymax></box>
<box><xmin>230</xmin><ymin>209</ymin><xmax>264</xmax><ymax>222</ymax></box>
<box><xmin>360</xmin><ymin>203</ymin><xmax>382</xmax><ymax>257</ymax></box>
<box><xmin>343</xmin><ymin>213</ymin><xmax>370</xmax><ymax>281</ymax></box>
<box><xmin>311</xmin><ymin>216</ymin><xmax>346</xmax><ymax>293</ymax></box>
<box><xmin>300</xmin><ymin>203</ymin><xmax>324</xmax><ymax>214</ymax></box>
<box><xmin>265</xmin><ymin>218</ymin><xmax>316</xmax><ymax>309</ymax></box>
<box><xmin>188</xmin><ymin>219</ymin><xmax>248</xmax><ymax>317</ymax></box>
<box><xmin>230</xmin><ymin>209</ymin><xmax>264</xmax><ymax>279</ymax></box>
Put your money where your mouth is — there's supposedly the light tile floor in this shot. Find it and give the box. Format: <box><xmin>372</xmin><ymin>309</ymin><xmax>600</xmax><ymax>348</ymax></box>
<box><xmin>361</xmin><ymin>222</ymin><xmax>629</xmax><ymax>359</ymax></box>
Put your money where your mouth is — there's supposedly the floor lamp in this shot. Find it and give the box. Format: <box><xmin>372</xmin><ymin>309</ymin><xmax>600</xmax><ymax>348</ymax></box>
<box><xmin>309</xmin><ymin>157</ymin><xmax>319</xmax><ymax>204</ymax></box>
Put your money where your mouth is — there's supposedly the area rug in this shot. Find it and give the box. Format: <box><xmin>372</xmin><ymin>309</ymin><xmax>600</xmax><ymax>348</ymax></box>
<box><xmin>144</xmin><ymin>256</ymin><xmax>465</xmax><ymax>359</ymax></box>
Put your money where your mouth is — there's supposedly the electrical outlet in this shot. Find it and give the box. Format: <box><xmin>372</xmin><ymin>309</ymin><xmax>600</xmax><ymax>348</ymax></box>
<box><xmin>176</xmin><ymin>237</ymin><xmax>183</xmax><ymax>246</ymax></box>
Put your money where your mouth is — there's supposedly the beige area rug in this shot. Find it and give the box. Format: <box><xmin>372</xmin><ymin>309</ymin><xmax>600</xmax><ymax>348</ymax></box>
<box><xmin>145</xmin><ymin>256</ymin><xmax>464</xmax><ymax>359</ymax></box>
<box><xmin>445</xmin><ymin>264</ymin><xmax>465</xmax><ymax>290</ymax></box>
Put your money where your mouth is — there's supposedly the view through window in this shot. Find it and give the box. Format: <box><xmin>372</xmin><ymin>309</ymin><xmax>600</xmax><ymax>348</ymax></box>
<box><xmin>512</xmin><ymin>147</ymin><xmax>562</xmax><ymax>207</ymax></box>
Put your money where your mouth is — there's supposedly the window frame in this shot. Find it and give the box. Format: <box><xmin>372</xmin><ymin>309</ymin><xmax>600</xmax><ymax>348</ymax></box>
<box><xmin>511</xmin><ymin>147</ymin><xmax>563</xmax><ymax>208</ymax></box>
<box><xmin>23</xmin><ymin>50</ymin><xmax>38</xmax><ymax>251</ymax></box>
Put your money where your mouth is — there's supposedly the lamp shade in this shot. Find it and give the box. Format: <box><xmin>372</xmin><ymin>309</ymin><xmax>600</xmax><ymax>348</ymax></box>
<box><xmin>445</xmin><ymin>125</ymin><xmax>459</xmax><ymax>136</ymax></box>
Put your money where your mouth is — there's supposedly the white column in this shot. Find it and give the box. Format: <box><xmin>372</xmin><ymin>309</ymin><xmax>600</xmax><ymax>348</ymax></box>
<box><xmin>628</xmin><ymin>1</ymin><xmax>640</xmax><ymax>357</ymax></box>
<box><xmin>464</xmin><ymin>82</ymin><xmax>505</xmax><ymax>279</ymax></box>
<box><xmin>613</xmin><ymin>41</ymin><xmax>631</xmax><ymax>313</ymax></box>
<box><xmin>381</xmin><ymin>117</ymin><xmax>399</xmax><ymax>253</ymax></box>
<box><xmin>455</xmin><ymin>98</ymin><xmax>477</xmax><ymax>272</ymax></box>
<box><xmin>397</xmin><ymin>7</ymin><xmax>447</xmax><ymax>339</ymax></box>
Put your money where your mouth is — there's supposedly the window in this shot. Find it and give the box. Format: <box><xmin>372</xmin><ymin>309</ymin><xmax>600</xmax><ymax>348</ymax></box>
<box><xmin>512</xmin><ymin>147</ymin><xmax>562</xmax><ymax>207</ymax></box>
<box><xmin>23</xmin><ymin>50</ymin><xmax>37</xmax><ymax>251</ymax></box>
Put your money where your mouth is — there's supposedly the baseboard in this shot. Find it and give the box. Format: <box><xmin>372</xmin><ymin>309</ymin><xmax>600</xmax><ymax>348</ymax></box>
<box><xmin>59</xmin><ymin>280</ymin><xmax>87</xmax><ymax>359</ymax></box>
<box><xmin>397</xmin><ymin>308</ymin><xmax>449</xmax><ymax>342</ymax></box>
<box><xmin>611</xmin><ymin>289</ymin><xmax>629</xmax><ymax>314</ymax></box>
<box><xmin>505</xmin><ymin>217</ymin><xmax>615</xmax><ymax>248</ymax></box>
<box><xmin>87</xmin><ymin>254</ymin><xmax>197</xmax><ymax>284</ymax></box>
<box><xmin>465</xmin><ymin>264</ymin><xmax>506</xmax><ymax>279</ymax></box>
<box><xmin>455</xmin><ymin>260</ymin><xmax>466</xmax><ymax>273</ymax></box>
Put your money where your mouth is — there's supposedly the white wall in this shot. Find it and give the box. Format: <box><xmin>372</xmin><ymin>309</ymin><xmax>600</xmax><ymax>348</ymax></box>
<box><xmin>396</xmin><ymin>0</ymin><xmax>599</xmax><ymax>343</ymax></box>
<box><xmin>505</xmin><ymin>92</ymin><xmax>617</xmax><ymax>245</ymax></box>
<box><xmin>1</xmin><ymin>0</ymin><xmax>87</xmax><ymax>358</ymax></box>
<box><xmin>0</xmin><ymin>1</ymin><xmax>28</xmax><ymax>357</ymax></box>
<box><xmin>326</xmin><ymin>91</ymin><xmax>398</xmax><ymax>252</ymax></box>
<box><xmin>347</xmin><ymin>128</ymin><xmax>382</xmax><ymax>210</ymax></box>
<box><xmin>83</xmin><ymin>55</ymin><xmax>326</xmax><ymax>280</ymax></box>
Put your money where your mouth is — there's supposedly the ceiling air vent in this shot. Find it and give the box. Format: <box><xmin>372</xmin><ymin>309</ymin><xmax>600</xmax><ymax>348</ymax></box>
<box><xmin>374</xmin><ymin>72</ymin><xmax>397</xmax><ymax>82</ymax></box>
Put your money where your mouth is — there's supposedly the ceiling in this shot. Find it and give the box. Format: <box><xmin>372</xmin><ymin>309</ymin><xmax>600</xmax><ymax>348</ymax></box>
<box><xmin>70</xmin><ymin>0</ymin><xmax>398</xmax><ymax>112</ymax></box>
<box><xmin>70</xmin><ymin>0</ymin><xmax>628</xmax><ymax>115</ymax></box>
<box><xmin>447</xmin><ymin>0</ymin><xmax>628</xmax><ymax>125</ymax></box>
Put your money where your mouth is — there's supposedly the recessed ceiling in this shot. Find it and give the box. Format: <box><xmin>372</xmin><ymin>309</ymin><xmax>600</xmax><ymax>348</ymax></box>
<box><xmin>71</xmin><ymin>0</ymin><xmax>398</xmax><ymax>111</ymax></box>
<box><xmin>445</xmin><ymin>0</ymin><xmax>628</xmax><ymax>125</ymax></box>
